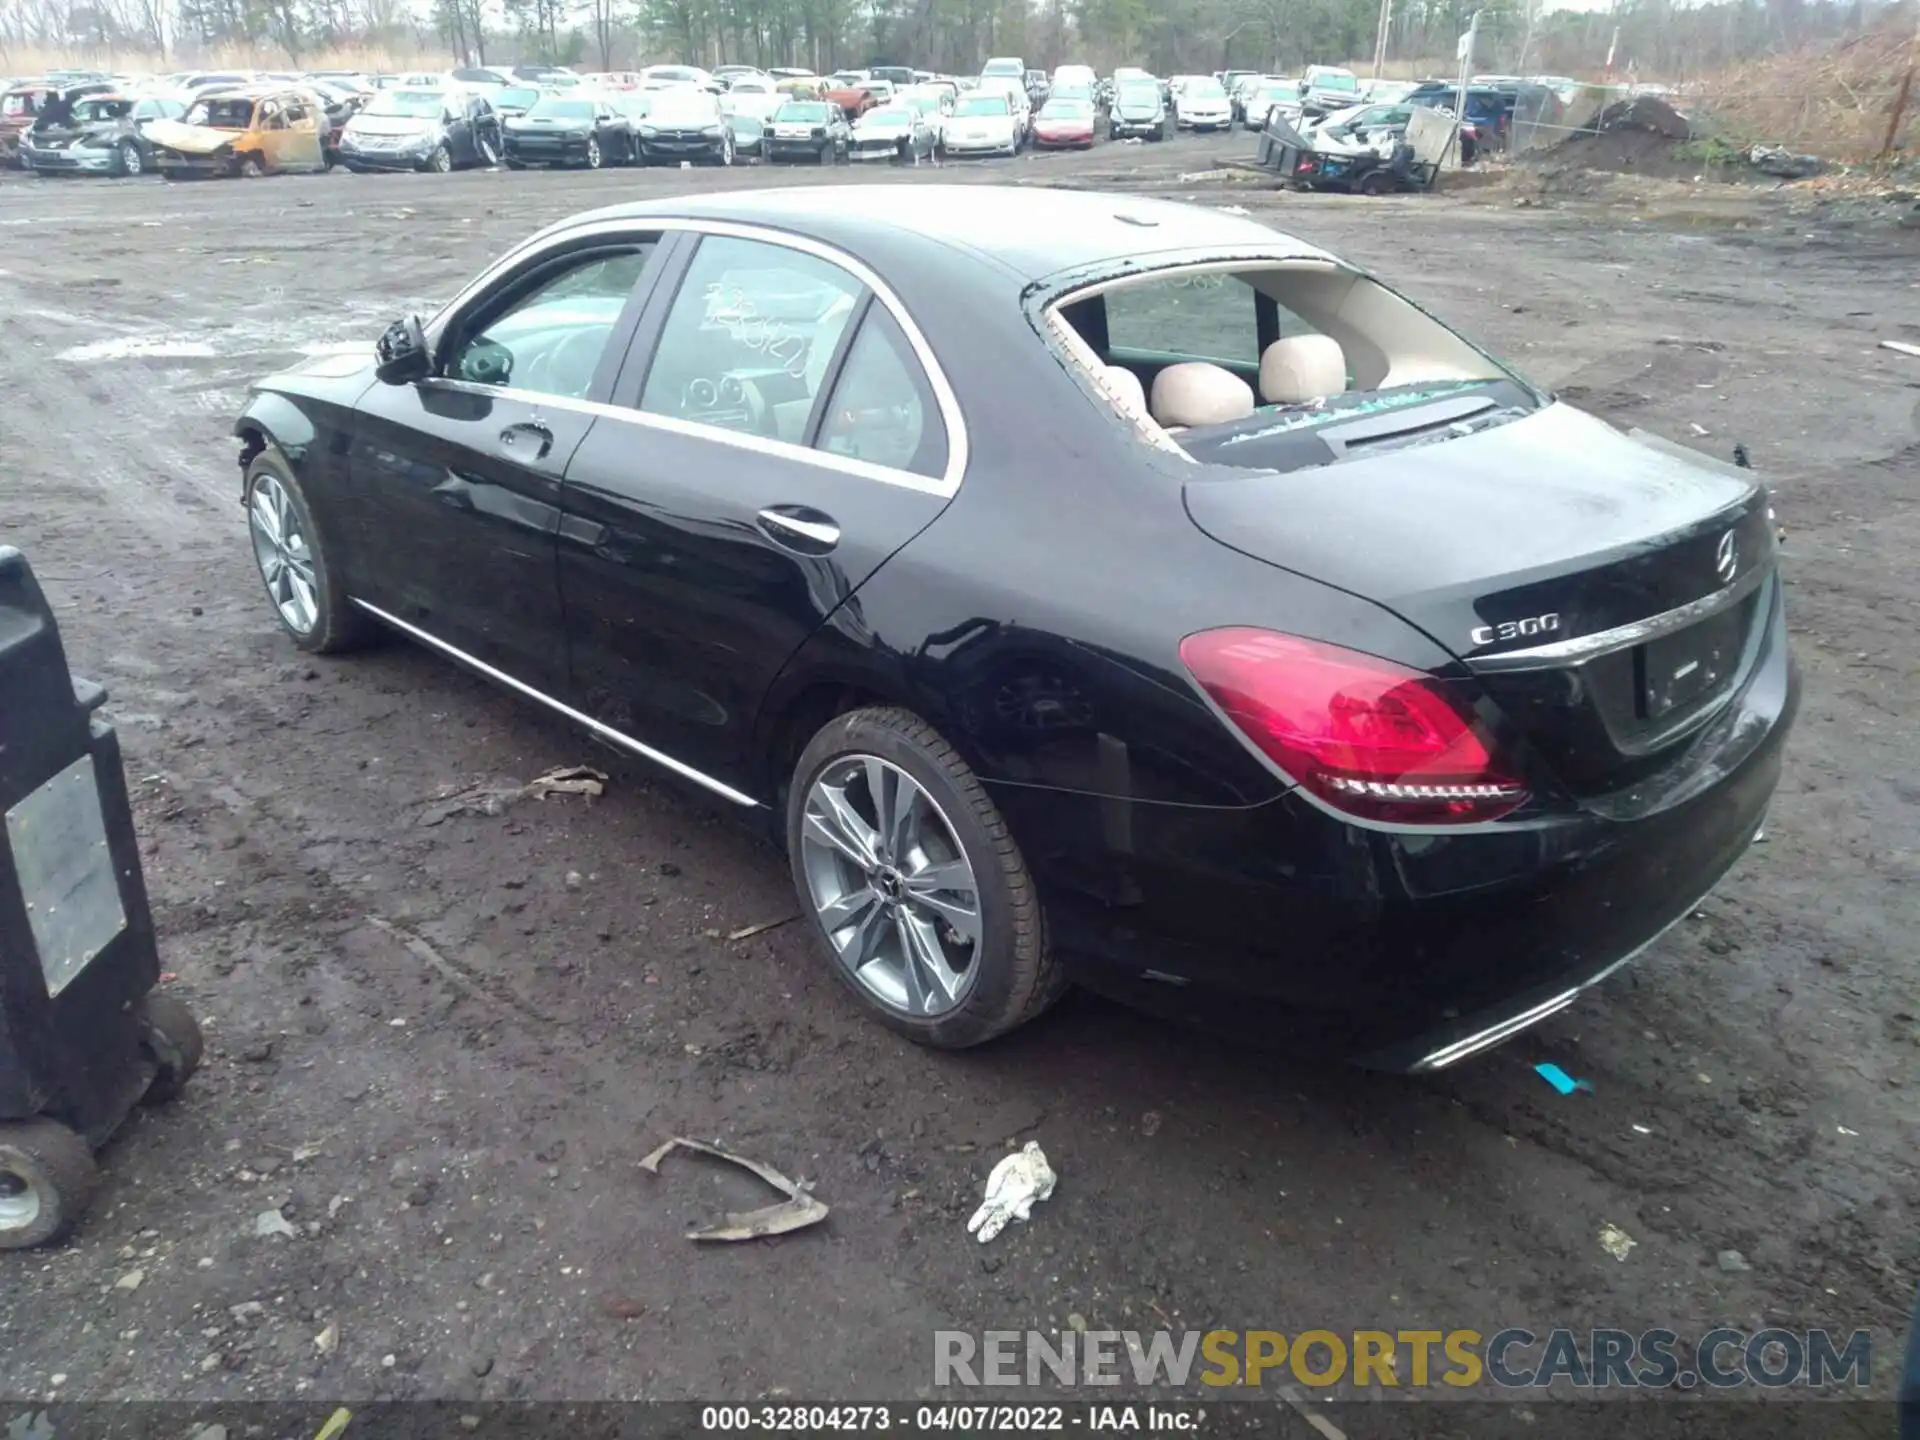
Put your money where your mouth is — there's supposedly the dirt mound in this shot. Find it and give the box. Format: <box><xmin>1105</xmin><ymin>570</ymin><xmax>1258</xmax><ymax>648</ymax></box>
<box><xmin>1523</xmin><ymin>125</ymin><xmax>1704</xmax><ymax>181</ymax></box>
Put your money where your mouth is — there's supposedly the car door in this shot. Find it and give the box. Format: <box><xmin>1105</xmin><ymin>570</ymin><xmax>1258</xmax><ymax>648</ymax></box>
<box><xmin>555</xmin><ymin>228</ymin><xmax>962</xmax><ymax>795</ymax></box>
<box><xmin>281</xmin><ymin>95</ymin><xmax>324</xmax><ymax>169</ymax></box>
<box><xmin>343</xmin><ymin>236</ymin><xmax>665</xmax><ymax>694</ymax></box>
<box><xmin>468</xmin><ymin>95</ymin><xmax>499</xmax><ymax>160</ymax></box>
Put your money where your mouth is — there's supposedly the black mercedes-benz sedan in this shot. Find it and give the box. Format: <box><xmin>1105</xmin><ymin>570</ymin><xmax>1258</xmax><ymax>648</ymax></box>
<box><xmin>230</xmin><ymin>186</ymin><xmax>1796</xmax><ymax>1069</ymax></box>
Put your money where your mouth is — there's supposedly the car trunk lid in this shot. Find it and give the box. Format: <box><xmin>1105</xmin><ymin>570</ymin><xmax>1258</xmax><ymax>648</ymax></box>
<box><xmin>1182</xmin><ymin>403</ymin><xmax>1775</xmax><ymax>801</ymax></box>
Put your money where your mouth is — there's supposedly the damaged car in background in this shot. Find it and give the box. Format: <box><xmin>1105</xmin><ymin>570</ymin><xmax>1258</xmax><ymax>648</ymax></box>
<box><xmin>505</xmin><ymin>93</ymin><xmax>636</xmax><ymax>168</ymax></box>
<box><xmin>148</xmin><ymin>85</ymin><xmax>327</xmax><ymax>178</ymax></box>
<box><xmin>849</xmin><ymin>102</ymin><xmax>936</xmax><ymax>163</ymax></box>
<box><xmin>20</xmin><ymin>92</ymin><xmax>185</xmax><ymax>176</ymax></box>
<box><xmin>631</xmin><ymin>85</ymin><xmax>735</xmax><ymax>166</ymax></box>
<box><xmin>339</xmin><ymin>85</ymin><xmax>500</xmax><ymax>172</ymax></box>
<box><xmin>764</xmin><ymin>99</ymin><xmax>851</xmax><ymax>164</ymax></box>
<box><xmin>3</xmin><ymin>77</ymin><xmax>115</xmax><ymax>165</ymax></box>
<box><xmin>227</xmin><ymin>186</ymin><xmax>1795</xmax><ymax>1073</ymax></box>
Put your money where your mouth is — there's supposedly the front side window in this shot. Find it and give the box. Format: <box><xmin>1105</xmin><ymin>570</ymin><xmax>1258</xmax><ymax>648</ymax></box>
<box><xmin>816</xmin><ymin>308</ymin><xmax>947</xmax><ymax>478</ymax></box>
<box><xmin>186</xmin><ymin>97</ymin><xmax>254</xmax><ymax>128</ymax></box>
<box><xmin>447</xmin><ymin>246</ymin><xmax>651</xmax><ymax>399</ymax></box>
<box><xmin>639</xmin><ymin>235</ymin><xmax>865</xmax><ymax>445</ymax></box>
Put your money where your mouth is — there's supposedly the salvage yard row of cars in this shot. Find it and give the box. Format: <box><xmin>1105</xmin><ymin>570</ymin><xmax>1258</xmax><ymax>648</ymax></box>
<box><xmin>0</xmin><ymin>58</ymin><xmax>1549</xmax><ymax>179</ymax></box>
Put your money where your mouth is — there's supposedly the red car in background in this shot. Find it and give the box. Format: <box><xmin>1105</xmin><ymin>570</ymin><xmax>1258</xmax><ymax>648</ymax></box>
<box><xmin>1033</xmin><ymin>95</ymin><xmax>1095</xmax><ymax>148</ymax></box>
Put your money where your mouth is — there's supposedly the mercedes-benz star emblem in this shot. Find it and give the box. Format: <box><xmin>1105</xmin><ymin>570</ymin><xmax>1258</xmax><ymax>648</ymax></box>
<box><xmin>1715</xmin><ymin>529</ymin><xmax>1738</xmax><ymax>585</ymax></box>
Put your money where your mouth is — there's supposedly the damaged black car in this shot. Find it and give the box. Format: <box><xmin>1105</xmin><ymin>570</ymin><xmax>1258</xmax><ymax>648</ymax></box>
<box><xmin>229</xmin><ymin>187</ymin><xmax>1795</xmax><ymax>1072</ymax></box>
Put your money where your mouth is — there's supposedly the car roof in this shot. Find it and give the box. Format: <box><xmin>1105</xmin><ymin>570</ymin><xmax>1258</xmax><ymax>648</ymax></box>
<box><xmin>562</xmin><ymin>185</ymin><xmax>1329</xmax><ymax>287</ymax></box>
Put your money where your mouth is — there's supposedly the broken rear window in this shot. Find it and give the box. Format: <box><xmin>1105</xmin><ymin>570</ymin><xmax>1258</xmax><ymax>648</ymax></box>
<box><xmin>1049</xmin><ymin>259</ymin><xmax>1543</xmax><ymax>473</ymax></box>
<box><xmin>184</xmin><ymin>97</ymin><xmax>256</xmax><ymax>128</ymax></box>
<box><xmin>3</xmin><ymin>90</ymin><xmax>46</xmax><ymax>116</ymax></box>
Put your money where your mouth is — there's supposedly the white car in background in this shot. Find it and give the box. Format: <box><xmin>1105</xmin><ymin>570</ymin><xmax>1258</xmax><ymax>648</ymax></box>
<box><xmin>719</xmin><ymin>75</ymin><xmax>784</xmax><ymax>122</ymax></box>
<box><xmin>973</xmin><ymin>75</ymin><xmax>1031</xmax><ymax>138</ymax></box>
<box><xmin>641</xmin><ymin>63</ymin><xmax>720</xmax><ymax>93</ymax></box>
<box><xmin>1173</xmin><ymin>74</ymin><xmax>1231</xmax><ymax>130</ymax></box>
<box><xmin>940</xmin><ymin>89</ymin><xmax>1021</xmax><ymax>156</ymax></box>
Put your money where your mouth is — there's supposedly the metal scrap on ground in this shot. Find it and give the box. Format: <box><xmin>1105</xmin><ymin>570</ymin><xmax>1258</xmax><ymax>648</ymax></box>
<box><xmin>417</xmin><ymin>765</ymin><xmax>607</xmax><ymax>825</ymax></box>
<box><xmin>639</xmin><ymin>1136</ymin><xmax>829</xmax><ymax>1242</ymax></box>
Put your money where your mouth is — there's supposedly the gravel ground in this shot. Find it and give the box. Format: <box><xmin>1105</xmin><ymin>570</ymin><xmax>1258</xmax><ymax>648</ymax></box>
<box><xmin>0</xmin><ymin>133</ymin><xmax>1915</xmax><ymax>1412</ymax></box>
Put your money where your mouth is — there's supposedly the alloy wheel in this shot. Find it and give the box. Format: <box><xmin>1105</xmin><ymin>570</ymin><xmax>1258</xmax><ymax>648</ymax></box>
<box><xmin>586</xmin><ymin>137</ymin><xmax>601</xmax><ymax>168</ymax></box>
<box><xmin>121</xmin><ymin>142</ymin><xmax>142</xmax><ymax>175</ymax></box>
<box><xmin>799</xmin><ymin>754</ymin><xmax>981</xmax><ymax>1018</ymax></box>
<box><xmin>248</xmin><ymin>474</ymin><xmax>319</xmax><ymax>635</ymax></box>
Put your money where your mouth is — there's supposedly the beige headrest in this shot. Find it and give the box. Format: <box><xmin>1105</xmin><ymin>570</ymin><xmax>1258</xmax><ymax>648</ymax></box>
<box><xmin>1260</xmin><ymin>334</ymin><xmax>1348</xmax><ymax>404</ymax></box>
<box><xmin>1101</xmin><ymin>364</ymin><xmax>1148</xmax><ymax>419</ymax></box>
<box><xmin>1149</xmin><ymin>362</ymin><xmax>1256</xmax><ymax>429</ymax></box>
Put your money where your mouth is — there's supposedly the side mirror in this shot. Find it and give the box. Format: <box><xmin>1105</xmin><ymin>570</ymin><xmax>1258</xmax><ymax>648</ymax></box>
<box><xmin>375</xmin><ymin>315</ymin><xmax>431</xmax><ymax>385</ymax></box>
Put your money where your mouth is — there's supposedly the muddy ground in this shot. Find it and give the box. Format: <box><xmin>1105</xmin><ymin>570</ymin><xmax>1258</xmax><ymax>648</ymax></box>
<box><xmin>0</xmin><ymin>133</ymin><xmax>1916</xmax><ymax>1416</ymax></box>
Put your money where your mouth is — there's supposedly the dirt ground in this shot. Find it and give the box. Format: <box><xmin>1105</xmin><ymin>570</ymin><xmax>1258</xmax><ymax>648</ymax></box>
<box><xmin>0</xmin><ymin>133</ymin><xmax>1916</xmax><ymax>1413</ymax></box>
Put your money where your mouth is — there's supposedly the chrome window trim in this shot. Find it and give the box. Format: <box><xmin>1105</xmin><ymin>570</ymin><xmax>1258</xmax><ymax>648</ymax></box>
<box><xmin>422</xmin><ymin>215</ymin><xmax>968</xmax><ymax>496</ymax></box>
<box><xmin>350</xmin><ymin>598</ymin><xmax>763</xmax><ymax>809</ymax></box>
<box><xmin>1469</xmin><ymin>564</ymin><xmax>1768</xmax><ymax>673</ymax></box>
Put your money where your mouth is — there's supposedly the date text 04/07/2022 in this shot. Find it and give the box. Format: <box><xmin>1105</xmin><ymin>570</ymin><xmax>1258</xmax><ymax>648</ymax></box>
<box><xmin>697</xmin><ymin>1404</ymin><xmax>1205</xmax><ymax>1431</ymax></box>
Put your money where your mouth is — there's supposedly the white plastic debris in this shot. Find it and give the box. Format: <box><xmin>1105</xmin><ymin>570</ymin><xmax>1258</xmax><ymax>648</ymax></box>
<box><xmin>967</xmin><ymin>1140</ymin><xmax>1057</xmax><ymax>1243</ymax></box>
<box><xmin>1598</xmin><ymin>1223</ymin><xmax>1637</xmax><ymax>1262</ymax></box>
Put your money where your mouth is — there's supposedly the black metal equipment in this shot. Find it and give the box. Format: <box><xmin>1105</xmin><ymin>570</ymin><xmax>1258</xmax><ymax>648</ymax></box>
<box><xmin>0</xmin><ymin>545</ymin><xmax>202</xmax><ymax>1249</ymax></box>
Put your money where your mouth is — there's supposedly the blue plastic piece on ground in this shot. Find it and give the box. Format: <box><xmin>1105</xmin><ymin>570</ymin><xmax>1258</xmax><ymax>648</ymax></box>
<box><xmin>1535</xmin><ymin>1062</ymin><xmax>1592</xmax><ymax>1095</ymax></box>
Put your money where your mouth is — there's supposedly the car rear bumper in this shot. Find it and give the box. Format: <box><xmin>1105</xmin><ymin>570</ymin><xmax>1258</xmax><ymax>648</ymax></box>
<box><xmin>988</xmin><ymin>601</ymin><xmax>1798</xmax><ymax>1069</ymax></box>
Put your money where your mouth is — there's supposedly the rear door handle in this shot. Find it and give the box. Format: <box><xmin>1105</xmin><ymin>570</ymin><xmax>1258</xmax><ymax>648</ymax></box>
<box><xmin>499</xmin><ymin>421</ymin><xmax>554</xmax><ymax>461</ymax></box>
<box><xmin>756</xmin><ymin>505</ymin><xmax>840</xmax><ymax>553</ymax></box>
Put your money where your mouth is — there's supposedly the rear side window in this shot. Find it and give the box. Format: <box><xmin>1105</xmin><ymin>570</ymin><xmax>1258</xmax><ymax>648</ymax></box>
<box><xmin>815</xmin><ymin>307</ymin><xmax>947</xmax><ymax>479</ymax></box>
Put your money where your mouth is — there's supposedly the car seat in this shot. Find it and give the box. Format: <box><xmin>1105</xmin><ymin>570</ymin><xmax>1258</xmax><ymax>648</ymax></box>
<box><xmin>1259</xmin><ymin>334</ymin><xmax>1348</xmax><ymax>405</ymax></box>
<box><xmin>1148</xmin><ymin>361</ymin><xmax>1256</xmax><ymax>430</ymax></box>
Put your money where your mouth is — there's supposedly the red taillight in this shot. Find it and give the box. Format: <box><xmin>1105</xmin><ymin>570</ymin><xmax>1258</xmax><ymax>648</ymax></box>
<box><xmin>1178</xmin><ymin>627</ymin><xmax>1526</xmax><ymax>823</ymax></box>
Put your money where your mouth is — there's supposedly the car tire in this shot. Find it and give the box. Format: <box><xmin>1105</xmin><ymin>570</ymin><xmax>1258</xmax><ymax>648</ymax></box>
<box><xmin>427</xmin><ymin>143</ymin><xmax>452</xmax><ymax>173</ymax></box>
<box><xmin>238</xmin><ymin>154</ymin><xmax>265</xmax><ymax>177</ymax></box>
<box><xmin>719</xmin><ymin>132</ymin><xmax>734</xmax><ymax>166</ymax></box>
<box><xmin>1358</xmin><ymin>169</ymin><xmax>1396</xmax><ymax>195</ymax></box>
<box><xmin>116</xmin><ymin>140</ymin><xmax>143</xmax><ymax>176</ymax></box>
<box><xmin>584</xmin><ymin>136</ymin><xmax>602</xmax><ymax>169</ymax></box>
<box><xmin>504</xmin><ymin>157</ymin><xmax>526</xmax><ymax>169</ymax></box>
<box><xmin>243</xmin><ymin>449</ymin><xmax>373</xmax><ymax>654</ymax></box>
<box><xmin>787</xmin><ymin>706</ymin><xmax>1065</xmax><ymax>1049</ymax></box>
<box><xmin>0</xmin><ymin>1119</ymin><xmax>98</xmax><ymax>1252</ymax></box>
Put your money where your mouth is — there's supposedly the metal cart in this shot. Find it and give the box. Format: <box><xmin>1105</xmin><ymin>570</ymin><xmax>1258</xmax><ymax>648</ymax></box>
<box><xmin>0</xmin><ymin>545</ymin><xmax>202</xmax><ymax>1249</ymax></box>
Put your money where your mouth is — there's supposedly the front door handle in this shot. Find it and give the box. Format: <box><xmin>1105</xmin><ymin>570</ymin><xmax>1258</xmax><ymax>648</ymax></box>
<box><xmin>499</xmin><ymin>421</ymin><xmax>554</xmax><ymax>461</ymax></box>
<box><xmin>756</xmin><ymin>505</ymin><xmax>840</xmax><ymax>553</ymax></box>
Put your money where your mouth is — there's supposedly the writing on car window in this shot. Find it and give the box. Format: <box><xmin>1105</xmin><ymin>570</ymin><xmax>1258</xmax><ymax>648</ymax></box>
<box><xmin>638</xmin><ymin>235</ymin><xmax>864</xmax><ymax>446</ymax></box>
<box><xmin>449</xmin><ymin>247</ymin><xmax>650</xmax><ymax>400</ymax></box>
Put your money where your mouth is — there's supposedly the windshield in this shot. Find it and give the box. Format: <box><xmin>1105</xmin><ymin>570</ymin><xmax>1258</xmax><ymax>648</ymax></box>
<box><xmin>861</xmin><ymin>107</ymin><xmax>909</xmax><ymax>128</ymax></box>
<box><xmin>982</xmin><ymin>60</ymin><xmax>1022</xmax><ymax>77</ymax></box>
<box><xmin>953</xmin><ymin>94</ymin><xmax>1009</xmax><ymax>118</ymax></box>
<box><xmin>183</xmin><ymin>96</ymin><xmax>254</xmax><ymax>127</ymax></box>
<box><xmin>1041</xmin><ymin>100</ymin><xmax>1091</xmax><ymax>119</ymax></box>
<box><xmin>1186</xmin><ymin>80</ymin><xmax>1226</xmax><ymax>100</ymax></box>
<box><xmin>730</xmin><ymin>81</ymin><xmax>772</xmax><ymax>95</ymax></box>
<box><xmin>774</xmin><ymin>101</ymin><xmax>829</xmax><ymax>123</ymax></box>
<box><xmin>1314</xmin><ymin>73</ymin><xmax>1358</xmax><ymax>91</ymax></box>
<box><xmin>365</xmin><ymin>89</ymin><xmax>443</xmax><ymax>117</ymax></box>
<box><xmin>1117</xmin><ymin>82</ymin><xmax>1159</xmax><ymax>106</ymax></box>
<box><xmin>527</xmin><ymin>97</ymin><xmax>595</xmax><ymax>120</ymax></box>
<box><xmin>72</xmin><ymin>98</ymin><xmax>134</xmax><ymax>122</ymax></box>
<box><xmin>496</xmin><ymin>87</ymin><xmax>539</xmax><ymax>108</ymax></box>
<box><xmin>1055</xmin><ymin>262</ymin><xmax>1535</xmax><ymax>472</ymax></box>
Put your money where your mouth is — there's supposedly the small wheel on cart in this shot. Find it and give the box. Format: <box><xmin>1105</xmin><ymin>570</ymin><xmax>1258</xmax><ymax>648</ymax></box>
<box><xmin>0</xmin><ymin>1119</ymin><xmax>100</xmax><ymax>1250</ymax></box>
<box><xmin>136</xmin><ymin>990</ymin><xmax>204</xmax><ymax>1106</ymax></box>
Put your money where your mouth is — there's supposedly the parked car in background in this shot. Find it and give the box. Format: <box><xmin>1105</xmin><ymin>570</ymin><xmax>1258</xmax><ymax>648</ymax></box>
<box><xmin>489</xmin><ymin>84</ymin><xmax>544</xmax><ymax>120</ymax></box>
<box><xmin>1219</xmin><ymin>68</ymin><xmax>1257</xmax><ymax>101</ymax></box>
<box><xmin>1033</xmin><ymin>95</ymin><xmax>1096</xmax><ymax>148</ymax></box>
<box><xmin>822</xmin><ymin>76</ymin><xmax>883</xmax><ymax>118</ymax></box>
<box><xmin>713</xmin><ymin>63</ymin><xmax>769</xmax><ymax>86</ymax></box>
<box><xmin>768</xmin><ymin>67</ymin><xmax>817</xmax><ymax>82</ymax></box>
<box><xmin>981</xmin><ymin>56</ymin><xmax>1025</xmax><ymax>81</ymax></box>
<box><xmin>20</xmin><ymin>92</ymin><xmax>184</xmax><ymax>175</ymax></box>
<box><xmin>503</xmin><ymin>93</ymin><xmax>634</xmax><ymax>168</ymax></box>
<box><xmin>339</xmin><ymin>86</ymin><xmax>499</xmax><ymax>172</ymax></box>
<box><xmin>1299</xmin><ymin>65</ymin><xmax>1361</xmax><ymax>115</ymax></box>
<box><xmin>974</xmin><ymin>75</ymin><xmax>1031</xmax><ymax>138</ymax></box>
<box><xmin>3</xmin><ymin>79</ymin><xmax>116</xmax><ymax>165</ymax></box>
<box><xmin>1025</xmin><ymin>69</ymin><xmax>1051</xmax><ymax>108</ymax></box>
<box><xmin>631</xmin><ymin>84</ymin><xmax>734</xmax><ymax>165</ymax></box>
<box><xmin>148</xmin><ymin>85</ymin><xmax>326</xmax><ymax>177</ymax></box>
<box><xmin>898</xmin><ymin>85</ymin><xmax>955</xmax><ymax>145</ymax></box>
<box><xmin>578</xmin><ymin>71</ymin><xmax>643</xmax><ymax>91</ymax></box>
<box><xmin>764</xmin><ymin>98</ymin><xmax>850</xmax><ymax>163</ymax></box>
<box><xmin>850</xmin><ymin>102</ymin><xmax>935</xmax><ymax>163</ymax></box>
<box><xmin>720</xmin><ymin>75</ymin><xmax>784</xmax><ymax>123</ymax></box>
<box><xmin>509</xmin><ymin>64</ymin><xmax>575</xmax><ymax>86</ymax></box>
<box><xmin>940</xmin><ymin>89</ymin><xmax>1021</xmax><ymax>157</ymax></box>
<box><xmin>1173</xmin><ymin>74</ymin><xmax>1231</xmax><ymax>130</ymax></box>
<box><xmin>1362</xmin><ymin>78</ymin><xmax>1418</xmax><ymax>102</ymax></box>
<box><xmin>869</xmin><ymin>65</ymin><xmax>916</xmax><ymax>90</ymax></box>
<box><xmin>1236</xmin><ymin>75</ymin><xmax>1294</xmax><ymax>128</ymax></box>
<box><xmin>1052</xmin><ymin>62</ymin><xmax>1097</xmax><ymax>93</ymax></box>
<box><xmin>449</xmin><ymin>66</ymin><xmax>511</xmax><ymax>87</ymax></box>
<box><xmin>1108</xmin><ymin>76</ymin><xmax>1166</xmax><ymax>140</ymax></box>
<box><xmin>641</xmin><ymin>63</ymin><xmax>721</xmax><ymax>93</ymax></box>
